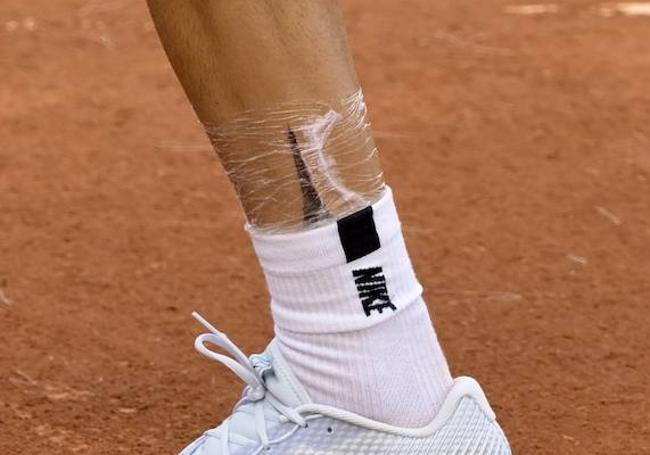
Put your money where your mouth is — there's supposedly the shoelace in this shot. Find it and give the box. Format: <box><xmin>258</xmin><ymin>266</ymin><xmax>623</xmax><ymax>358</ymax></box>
<box><xmin>192</xmin><ymin>312</ymin><xmax>307</xmax><ymax>454</ymax></box>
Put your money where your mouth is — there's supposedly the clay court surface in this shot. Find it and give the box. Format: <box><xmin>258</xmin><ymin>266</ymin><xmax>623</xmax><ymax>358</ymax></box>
<box><xmin>1</xmin><ymin>0</ymin><xmax>649</xmax><ymax>453</ymax></box>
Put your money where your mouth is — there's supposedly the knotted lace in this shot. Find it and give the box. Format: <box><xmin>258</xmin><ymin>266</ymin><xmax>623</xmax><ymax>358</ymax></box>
<box><xmin>191</xmin><ymin>312</ymin><xmax>307</xmax><ymax>454</ymax></box>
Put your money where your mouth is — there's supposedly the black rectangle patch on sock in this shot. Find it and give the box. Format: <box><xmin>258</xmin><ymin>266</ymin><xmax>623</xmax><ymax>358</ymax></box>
<box><xmin>337</xmin><ymin>206</ymin><xmax>380</xmax><ymax>263</ymax></box>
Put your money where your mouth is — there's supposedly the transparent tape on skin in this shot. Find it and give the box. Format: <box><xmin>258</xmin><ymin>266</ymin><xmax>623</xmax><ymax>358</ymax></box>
<box><xmin>204</xmin><ymin>90</ymin><xmax>385</xmax><ymax>233</ymax></box>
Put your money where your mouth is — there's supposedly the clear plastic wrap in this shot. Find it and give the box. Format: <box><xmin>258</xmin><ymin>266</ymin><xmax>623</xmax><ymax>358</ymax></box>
<box><xmin>204</xmin><ymin>90</ymin><xmax>385</xmax><ymax>232</ymax></box>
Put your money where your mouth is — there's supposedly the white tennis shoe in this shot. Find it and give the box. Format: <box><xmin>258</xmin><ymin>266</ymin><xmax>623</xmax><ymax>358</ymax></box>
<box><xmin>180</xmin><ymin>313</ymin><xmax>512</xmax><ymax>455</ymax></box>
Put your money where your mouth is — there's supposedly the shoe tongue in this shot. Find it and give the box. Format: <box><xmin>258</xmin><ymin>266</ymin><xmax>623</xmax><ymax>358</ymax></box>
<box><xmin>222</xmin><ymin>340</ymin><xmax>311</xmax><ymax>445</ymax></box>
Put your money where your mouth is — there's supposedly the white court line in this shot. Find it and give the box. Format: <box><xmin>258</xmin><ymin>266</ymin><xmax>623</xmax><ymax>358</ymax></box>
<box><xmin>599</xmin><ymin>2</ymin><xmax>650</xmax><ymax>16</ymax></box>
<box><xmin>504</xmin><ymin>4</ymin><xmax>559</xmax><ymax>15</ymax></box>
<box><xmin>505</xmin><ymin>2</ymin><xmax>650</xmax><ymax>16</ymax></box>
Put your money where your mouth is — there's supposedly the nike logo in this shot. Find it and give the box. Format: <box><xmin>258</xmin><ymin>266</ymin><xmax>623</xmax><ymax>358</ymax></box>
<box><xmin>352</xmin><ymin>267</ymin><xmax>396</xmax><ymax>316</ymax></box>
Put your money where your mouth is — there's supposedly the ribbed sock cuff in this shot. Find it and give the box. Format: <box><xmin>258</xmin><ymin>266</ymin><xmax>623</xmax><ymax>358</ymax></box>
<box><xmin>248</xmin><ymin>187</ymin><xmax>423</xmax><ymax>333</ymax></box>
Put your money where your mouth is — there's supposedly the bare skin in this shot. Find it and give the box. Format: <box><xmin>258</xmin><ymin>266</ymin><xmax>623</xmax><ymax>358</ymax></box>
<box><xmin>147</xmin><ymin>0</ymin><xmax>384</xmax><ymax>230</ymax></box>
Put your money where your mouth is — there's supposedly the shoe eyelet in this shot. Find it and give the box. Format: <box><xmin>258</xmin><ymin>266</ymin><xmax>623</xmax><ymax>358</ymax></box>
<box><xmin>327</xmin><ymin>427</ymin><xmax>333</xmax><ymax>434</ymax></box>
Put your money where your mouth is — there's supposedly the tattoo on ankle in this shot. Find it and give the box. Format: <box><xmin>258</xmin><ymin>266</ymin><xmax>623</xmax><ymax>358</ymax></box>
<box><xmin>287</xmin><ymin>127</ymin><xmax>330</xmax><ymax>225</ymax></box>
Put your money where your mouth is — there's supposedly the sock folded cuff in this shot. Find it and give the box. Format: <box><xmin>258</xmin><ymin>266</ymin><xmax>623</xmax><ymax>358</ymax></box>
<box><xmin>248</xmin><ymin>187</ymin><xmax>401</xmax><ymax>273</ymax></box>
<box><xmin>248</xmin><ymin>187</ymin><xmax>423</xmax><ymax>333</ymax></box>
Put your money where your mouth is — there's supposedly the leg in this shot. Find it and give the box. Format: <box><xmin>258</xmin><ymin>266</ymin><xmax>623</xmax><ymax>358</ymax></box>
<box><xmin>147</xmin><ymin>0</ymin><xmax>451</xmax><ymax>428</ymax></box>
<box><xmin>148</xmin><ymin>0</ymin><xmax>383</xmax><ymax>231</ymax></box>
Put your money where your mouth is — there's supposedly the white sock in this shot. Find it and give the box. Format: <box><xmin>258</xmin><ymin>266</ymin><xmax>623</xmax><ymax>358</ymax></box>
<box><xmin>248</xmin><ymin>187</ymin><xmax>453</xmax><ymax>427</ymax></box>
